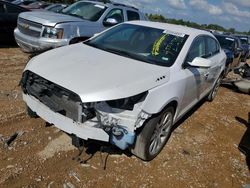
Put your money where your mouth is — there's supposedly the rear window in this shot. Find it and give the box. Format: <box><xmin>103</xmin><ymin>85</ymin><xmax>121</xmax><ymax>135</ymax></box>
<box><xmin>127</xmin><ymin>10</ymin><xmax>140</xmax><ymax>21</ymax></box>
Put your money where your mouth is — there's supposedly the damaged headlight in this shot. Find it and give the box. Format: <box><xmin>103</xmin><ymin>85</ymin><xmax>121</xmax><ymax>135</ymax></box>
<box><xmin>42</xmin><ymin>26</ymin><xmax>63</xmax><ymax>39</ymax></box>
<box><xmin>106</xmin><ymin>91</ymin><xmax>148</xmax><ymax>110</ymax></box>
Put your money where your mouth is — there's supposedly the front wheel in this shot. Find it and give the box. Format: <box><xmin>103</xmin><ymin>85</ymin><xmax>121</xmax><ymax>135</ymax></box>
<box><xmin>131</xmin><ymin>107</ymin><xmax>174</xmax><ymax>161</ymax></box>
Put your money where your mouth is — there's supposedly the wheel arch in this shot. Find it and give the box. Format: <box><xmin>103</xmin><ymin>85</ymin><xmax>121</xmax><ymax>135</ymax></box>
<box><xmin>136</xmin><ymin>98</ymin><xmax>179</xmax><ymax>134</ymax></box>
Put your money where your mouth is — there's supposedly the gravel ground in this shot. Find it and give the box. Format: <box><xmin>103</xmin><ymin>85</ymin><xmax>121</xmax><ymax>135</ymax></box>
<box><xmin>0</xmin><ymin>47</ymin><xmax>249</xmax><ymax>188</ymax></box>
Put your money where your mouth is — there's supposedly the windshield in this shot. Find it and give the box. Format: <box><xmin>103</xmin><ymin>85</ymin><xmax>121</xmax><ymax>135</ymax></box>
<box><xmin>61</xmin><ymin>2</ymin><xmax>107</xmax><ymax>21</ymax></box>
<box><xmin>85</xmin><ymin>24</ymin><xmax>188</xmax><ymax>67</ymax></box>
<box><xmin>215</xmin><ymin>35</ymin><xmax>234</xmax><ymax>50</ymax></box>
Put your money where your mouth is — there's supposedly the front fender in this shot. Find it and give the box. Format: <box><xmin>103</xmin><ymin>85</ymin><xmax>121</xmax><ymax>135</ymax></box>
<box><xmin>141</xmin><ymin>80</ymin><xmax>185</xmax><ymax>117</ymax></box>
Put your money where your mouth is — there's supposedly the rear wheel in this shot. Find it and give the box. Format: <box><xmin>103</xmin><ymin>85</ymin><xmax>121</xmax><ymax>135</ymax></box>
<box><xmin>131</xmin><ymin>107</ymin><xmax>174</xmax><ymax>161</ymax></box>
<box><xmin>207</xmin><ymin>75</ymin><xmax>222</xmax><ymax>102</ymax></box>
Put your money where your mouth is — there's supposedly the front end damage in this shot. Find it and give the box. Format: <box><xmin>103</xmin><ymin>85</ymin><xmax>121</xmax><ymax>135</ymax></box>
<box><xmin>20</xmin><ymin>71</ymin><xmax>151</xmax><ymax>150</ymax></box>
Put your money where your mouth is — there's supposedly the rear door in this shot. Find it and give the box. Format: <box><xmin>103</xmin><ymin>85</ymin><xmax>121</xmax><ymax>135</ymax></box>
<box><xmin>203</xmin><ymin>36</ymin><xmax>223</xmax><ymax>94</ymax></box>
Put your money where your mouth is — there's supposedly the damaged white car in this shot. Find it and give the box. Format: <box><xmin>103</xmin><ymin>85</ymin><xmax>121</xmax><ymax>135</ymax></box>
<box><xmin>20</xmin><ymin>21</ymin><xmax>226</xmax><ymax>161</ymax></box>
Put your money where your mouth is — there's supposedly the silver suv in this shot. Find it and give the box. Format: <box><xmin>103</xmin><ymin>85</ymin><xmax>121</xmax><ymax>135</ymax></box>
<box><xmin>14</xmin><ymin>0</ymin><xmax>146</xmax><ymax>53</ymax></box>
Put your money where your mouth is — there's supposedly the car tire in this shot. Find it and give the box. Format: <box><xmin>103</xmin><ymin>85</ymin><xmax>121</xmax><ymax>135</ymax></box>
<box><xmin>131</xmin><ymin>107</ymin><xmax>174</xmax><ymax>161</ymax></box>
<box><xmin>207</xmin><ymin>75</ymin><xmax>222</xmax><ymax>102</ymax></box>
<box><xmin>27</xmin><ymin>106</ymin><xmax>38</xmax><ymax>118</ymax></box>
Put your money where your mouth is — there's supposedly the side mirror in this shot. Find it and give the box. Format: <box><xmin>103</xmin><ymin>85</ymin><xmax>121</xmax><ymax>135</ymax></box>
<box><xmin>103</xmin><ymin>18</ymin><xmax>118</xmax><ymax>27</ymax></box>
<box><xmin>187</xmin><ymin>57</ymin><xmax>213</xmax><ymax>68</ymax></box>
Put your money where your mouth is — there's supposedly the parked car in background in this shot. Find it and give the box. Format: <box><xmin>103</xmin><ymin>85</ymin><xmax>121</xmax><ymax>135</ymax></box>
<box><xmin>0</xmin><ymin>0</ymin><xmax>29</xmax><ymax>43</ymax></box>
<box><xmin>22</xmin><ymin>1</ymin><xmax>50</xmax><ymax>10</ymax></box>
<box><xmin>214</xmin><ymin>34</ymin><xmax>243</xmax><ymax>75</ymax></box>
<box><xmin>12</xmin><ymin>0</ymin><xmax>37</xmax><ymax>6</ymax></box>
<box><xmin>3</xmin><ymin>0</ymin><xmax>15</xmax><ymax>2</ymax></box>
<box><xmin>14</xmin><ymin>0</ymin><xmax>147</xmax><ymax>53</ymax></box>
<box><xmin>20</xmin><ymin>21</ymin><xmax>226</xmax><ymax>161</ymax></box>
<box><xmin>45</xmin><ymin>3</ymin><xmax>67</xmax><ymax>13</ymax></box>
<box><xmin>234</xmin><ymin>35</ymin><xmax>250</xmax><ymax>62</ymax></box>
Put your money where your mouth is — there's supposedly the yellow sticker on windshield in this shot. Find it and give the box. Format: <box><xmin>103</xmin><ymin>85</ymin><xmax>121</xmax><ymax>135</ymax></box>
<box><xmin>152</xmin><ymin>34</ymin><xmax>167</xmax><ymax>56</ymax></box>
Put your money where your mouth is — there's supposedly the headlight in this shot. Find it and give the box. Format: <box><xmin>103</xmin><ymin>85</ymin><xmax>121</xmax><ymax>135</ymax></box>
<box><xmin>42</xmin><ymin>26</ymin><xmax>63</xmax><ymax>39</ymax></box>
<box><xmin>106</xmin><ymin>91</ymin><xmax>148</xmax><ymax>111</ymax></box>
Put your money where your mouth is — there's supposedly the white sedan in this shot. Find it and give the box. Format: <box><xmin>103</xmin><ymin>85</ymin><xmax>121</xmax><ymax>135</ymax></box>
<box><xmin>20</xmin><ymin>21</ymin><xmax>226</xmax><ymax>161</ymax></box>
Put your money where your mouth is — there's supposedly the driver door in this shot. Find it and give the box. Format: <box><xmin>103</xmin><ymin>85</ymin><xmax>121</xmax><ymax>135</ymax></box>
<box><xmin>180</xmin><ymin>36</ymin><xmax>209</xmax><ymax>113</ymax></box>
<box><xmin>102</xmin><ymin>8</ymin><xmax>124</xmax><ymax>28</ymax></box>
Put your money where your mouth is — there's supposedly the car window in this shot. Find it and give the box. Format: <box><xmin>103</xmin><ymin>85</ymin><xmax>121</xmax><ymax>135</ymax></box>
<box><xmin>6</xmin><ymin>4</ymin><xmax>22</xmax><ymax>13</ymax></box>
<box><xmin>206</xmin><ymin>37</ymin><xmax>219</xmax><ymax>57</ymax></box>
<box><xmin>0</xmin><ymin>3</ymin><xmax>5</xmax><ymax>13</ymax></box>
<box><xmin>105</xmin><ymin>8</ymin><xmax>124</xmax><ymax>23</ymax></box>
<box><xmin>186</xmin><ymin>36</ymin><xmax>206</xmax><ymax>62</ymax></box>
<box><xmin>127</xmin><ymin>10</ymin><xmax>139</xmax><ymax>21</ymax></box>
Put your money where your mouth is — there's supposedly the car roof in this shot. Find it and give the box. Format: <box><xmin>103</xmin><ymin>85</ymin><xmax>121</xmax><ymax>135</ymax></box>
<box><xmin>126</xmin><ymin>21</ymin><xmax>213</xmax><ymax>37</ymax></box>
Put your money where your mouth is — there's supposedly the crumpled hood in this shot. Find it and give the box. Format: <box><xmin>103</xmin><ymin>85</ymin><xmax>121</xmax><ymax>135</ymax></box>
<box><xmin>25</xmin><ymin>43</ymin><xmax>170</xmax><ymax>102</ymax></box>
<box><xmin>19</xmin><ymin>11</ymin><xmax>84</xmax><ymax>27</ymax></box>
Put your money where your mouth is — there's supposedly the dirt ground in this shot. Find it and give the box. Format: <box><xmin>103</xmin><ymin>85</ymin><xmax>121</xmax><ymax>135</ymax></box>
<box><xmin>0</xmin><ymin>47</ymin><xmax>249</xmax><ymax>188</ymax></box>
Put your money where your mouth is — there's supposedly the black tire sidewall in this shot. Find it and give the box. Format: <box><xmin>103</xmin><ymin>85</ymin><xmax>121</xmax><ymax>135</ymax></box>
<box><xmin>134</xmin><ymin>107</ymin><xmax>174</xmax><ymax>161</ymax></box>
<box><xmin>207</xmin><ymin>75</ymin><xmax>222</xmax><ymax>102</ymax></box>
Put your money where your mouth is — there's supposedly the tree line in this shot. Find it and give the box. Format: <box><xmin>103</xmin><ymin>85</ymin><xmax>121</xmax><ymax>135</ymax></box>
<box><xmin>146</xmin><ymin>13</ymin><xmax>250</xmax><ymax>35</ymax></box>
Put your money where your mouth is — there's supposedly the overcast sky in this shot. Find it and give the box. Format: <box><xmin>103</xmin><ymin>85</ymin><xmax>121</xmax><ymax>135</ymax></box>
<box><xmin>119</xmin><ymin>0</ymin><xmax>250</xmax><ymax>32</ymax></box>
